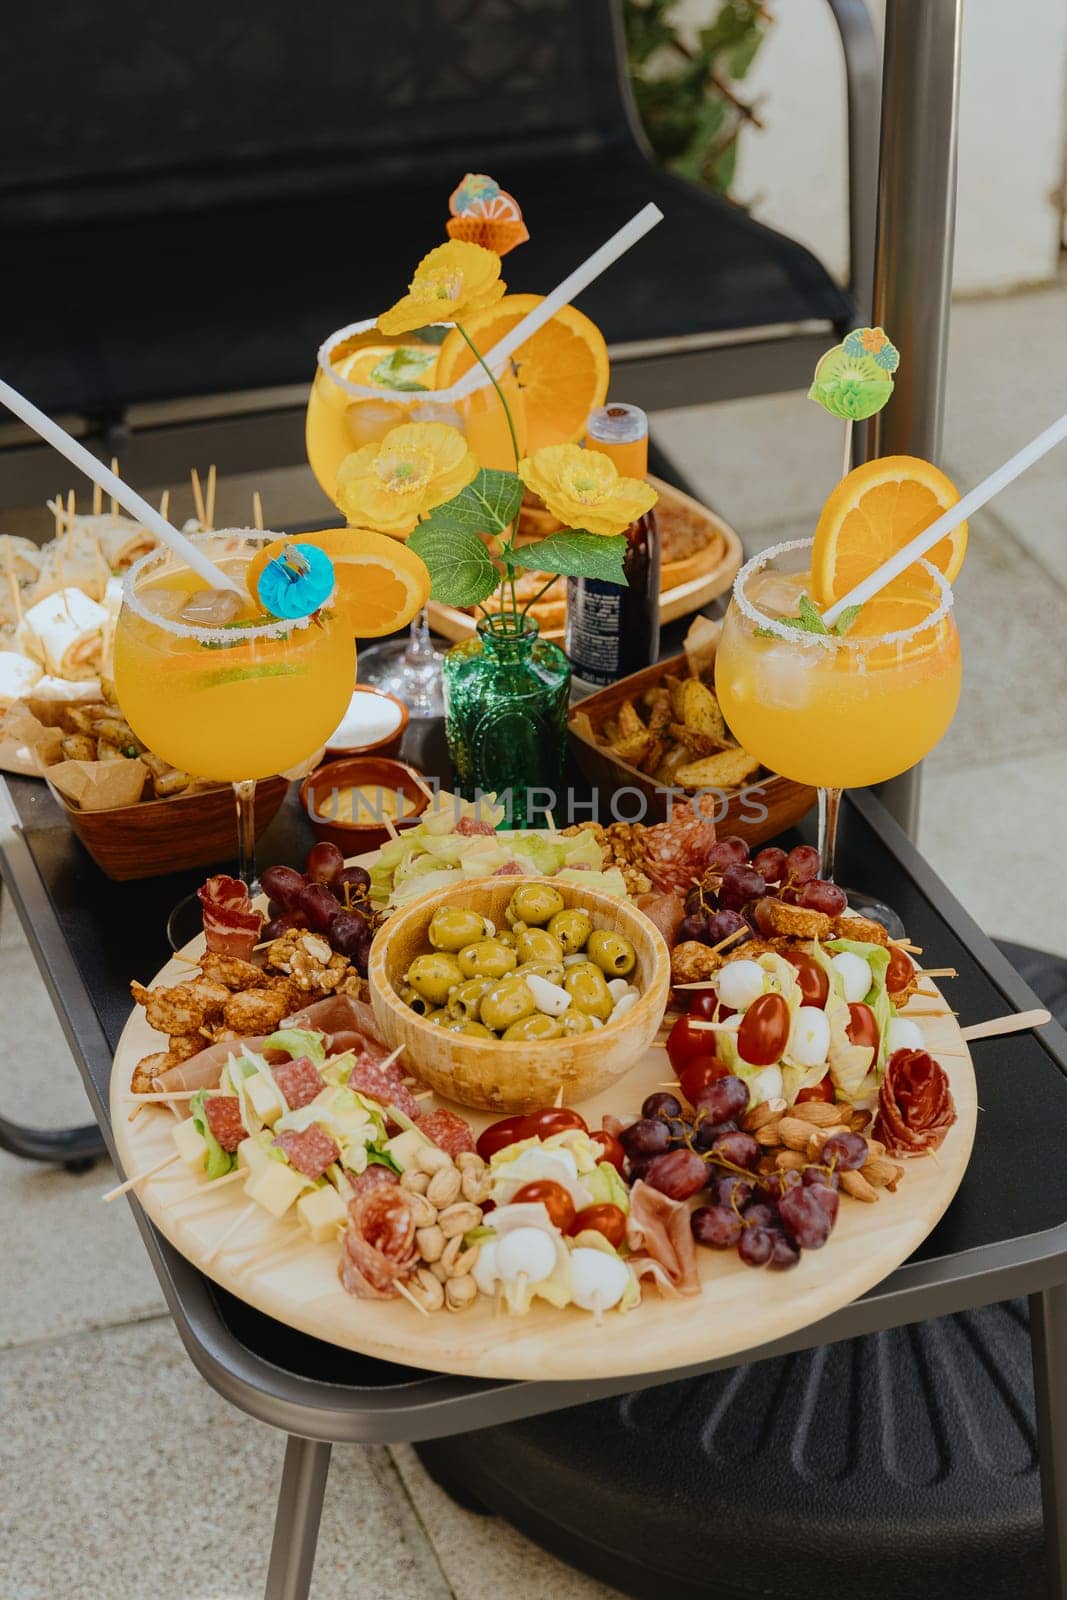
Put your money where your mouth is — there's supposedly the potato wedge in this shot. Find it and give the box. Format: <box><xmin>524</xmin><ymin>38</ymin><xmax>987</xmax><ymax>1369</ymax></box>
<box><xmin>610</xmin><ymin>730</ymin><xmax>653</xmax><ymax>768</ymax></box>
<box><xmin>569</xmin><ymin>710</ymin><xmax>597</xmax><ymax>744</ymax></box>
<box><xmin>616</xmin><ymin>699</ymin><xmax>646</xmax><ymax>738</ymax></box>
<box><xmin>681</xmin><ymin>678</ymin><xmax>726</xmax><ymax>742</ymax></box>
<box><xmin>60</xmin><ymin>734</ymin><xmax>97</xmax><ymax>762</ymax></box>
<box><xmin>675</xmin><ymin>749</ymin><xmax>761</xmax><ymax>790</ymax></box>
<box><xmin>665</xmin><ymin>675</ymin><xmax>687</xmax><ymax>721</ymax></box>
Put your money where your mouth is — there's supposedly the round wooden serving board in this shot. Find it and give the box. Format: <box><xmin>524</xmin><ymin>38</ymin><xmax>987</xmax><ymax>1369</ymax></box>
<box><xmin>111</xmin><ymin>952</ymin><xmax>976</xmax><ymax>1383</ymax></box>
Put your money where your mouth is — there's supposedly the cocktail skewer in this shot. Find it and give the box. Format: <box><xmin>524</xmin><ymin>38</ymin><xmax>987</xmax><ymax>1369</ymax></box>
<box><xmin>203</xmin><ymin>1200</ymin><xmax>259</xmax><ymax>1265</ymax></box>
<box><xmin>109</xmin><ymin>458</ymin><xmax>119</xmax><ymax>516</ymax></box>
<box><xmin>190</xmin><ymin>468</ymin><xmax>207</xmax><ymax>530</ymax></box>
<box><xmin>960</xmin><ymin>1008</ymin><xmax>1051</xmax><ymax>1043</ymax></box>
<box><xmin>102</xmin><ymin>1149</ymin><xmax>180</xmax><ymax>1201</ymax></box>
<box><xmin>205</xmin><ymin>464</ymin><xmax>217</xmax><ymax>531</ymax></box>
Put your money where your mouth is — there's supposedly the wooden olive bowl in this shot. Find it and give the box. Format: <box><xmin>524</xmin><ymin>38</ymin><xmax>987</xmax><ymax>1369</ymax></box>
<box><xmin>368</xmin><ymin>877</ymin><xmax>671</xmax><ymax>1113</ymax></box>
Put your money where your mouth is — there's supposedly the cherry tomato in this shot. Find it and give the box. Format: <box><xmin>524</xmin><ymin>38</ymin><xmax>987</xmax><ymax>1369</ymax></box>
<box><xmin>736</xmin><ymin>991</ymin><xmax>790</xmax><ymax>1067</ymax></box>
<box><xmin>512</xmin><ymin>1180</ymin><xmax>576</xmax><ymax>1233</ymax></box>
<box><xmin>666</xmin><ymin>1014</ymin><xmax>718</xmax><ymax>1071</ymax></box>
<box><xmin>678</xmin><ymin>1054</ymin><xmax>729</xmax><ymax>1105</ymax></box>
<box><xmin>475</xmin><ymin>1107</ymin><xmax>587</xmax><ymax>1162</ymax></box>
<box><xmin>589</xmin><ymin>1129</ymin><xmax>626</xmax><ymax>1174</ymax></box>
<box><xmin>846</xmin><ymin>1001</ymin><xmax>879</xmax><ymax>1050</ymax></box>
<box><xmin>796</xmin><ymin>1078</ymin><xmax>835</xmax><ymax>1105</ymax></box>
<box><xmin>886</xmin><ymin>945</ymin><xmax>914</xmax><ymax>994</ymax></box>
<box><xmin>785</xmin><ymin>951</ymin><xmax>830</xmax><ymax>1009</ymax></box>
<box><xmin>568</xmin><ymin>1203</ymin><xmax>627</xmax><ymax>1248</ymax></box>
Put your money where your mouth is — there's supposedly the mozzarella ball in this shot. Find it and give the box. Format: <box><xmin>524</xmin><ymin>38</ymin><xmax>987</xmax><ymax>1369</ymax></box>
<box><xmin>569</xmin><ymin>1248</ymin><xmax>631</xmax><ymax>1312</ymax></box>
<box><xmin>887</xmin><ymin>1017</ymin><xmax>924</xmax><ymax>1054</ymax></box>
<box><xmin>472</xmin><ymin>1238</ymin><xmax>499</xmax><ymax>1296</ymax></box>
<box><xmin>496</xmin><ymin>1227</ymin><xmax>557</xmax><ymax>1285</ymax></box>
<box><xmin>831</xmin><ymin>952</ymin><xmax>873</xmax><ymax>1004</ymax></box>
<box><xmin>717</xmin><ymin>959</ymin><xmax>766</xmax><ymax>1012</ymax></box>
<box><xmin>791</xmin><ymin>1005</ymin><xmax>832</xmax><ymax>1067</ymax></box>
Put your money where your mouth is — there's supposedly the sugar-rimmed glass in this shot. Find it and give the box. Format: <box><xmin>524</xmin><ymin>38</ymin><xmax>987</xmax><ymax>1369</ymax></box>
<box><xmin>715</xmin><ymin>537</ymin><xmax>961</xmax><ymax>929</ymax></box>
<box><xmin>114</xmin><ymin>530</ymin><xmax>355</xmax><ymax>891</ymax></box>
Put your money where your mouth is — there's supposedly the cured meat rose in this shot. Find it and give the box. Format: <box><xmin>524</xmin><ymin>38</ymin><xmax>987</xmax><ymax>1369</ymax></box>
<box><xmin>874</xmin><ymin>1048</ymin><xmax>956</xmax><ymax>1157</ymax></box>
<box><xmin>347</xmin><ymin>1165</ymin><xmax>399</xmax><ymax>1200</ymax></box>
<box><xmin>198</xmin><ymin>875</ymin><xmax>263</xmax><ymax>962</ymax></box>
<box><xmin>625</xmin><ymin>1180</ymin><xmax>701</xmax><ymax>1296</ymax></box>
<box><xmin>347</xmin><ymin>1052</ymin><xmax>421</xmax><ymax>1121</ymax></box>
<box><xmin>272</xmin><ymin>1055</ymin><xmax>324</xmax><ymax>1111</ymax></box>
<box><xmin>274</xmin><ymin>1125</ymin><xmax>340</xmax><ymax>1180</ymax></box>
<box><xmin>457</xmin><ymin>816</ymin><xmax>495</xmax><ymax>836</ymax></box>
<box><xmin>339</xmin><ymin>1185</ymin><xmax>419</xmax><ymax>1299</ymax></box>
<box><xmin>493</xmin><ymin>861</ymin><xmax>523</xmax><ymax>875</ymax></box>
<box><xmin>203</xmin><ymin>1094</ymin><xmax>245</xmax><ymax>1153</ymax></box>
<box><xmin>642</xmin><ymin>804</ymin><xmax>717</xmax><ymax>898</ymax></box>
<box><xmin>417</xmin><ymin>1107</ymin><xmax>475</xmax><ymax>1157</ymax></box>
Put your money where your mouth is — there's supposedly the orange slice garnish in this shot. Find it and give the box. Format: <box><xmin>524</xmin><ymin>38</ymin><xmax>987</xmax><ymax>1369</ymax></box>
<box><xmin>247</xmin><ymin>528</ymin><xmax>431</xmax><ymax>639</ymax></box>
<box><xmin>811</xmin><ymin>455</ymin><xmax>967</xmax><ymax>608</ymax></box>
<box><xmin>434</xmin><ymin>294</ymin><xmax>609</xmax><ymax>451</ymax></box>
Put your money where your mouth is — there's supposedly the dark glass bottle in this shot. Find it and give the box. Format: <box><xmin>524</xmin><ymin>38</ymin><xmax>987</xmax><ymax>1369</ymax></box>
<box><xmin>565</xmin><ymin>403</ymin><xmax>660</xmax><ymax>689</ymax></box>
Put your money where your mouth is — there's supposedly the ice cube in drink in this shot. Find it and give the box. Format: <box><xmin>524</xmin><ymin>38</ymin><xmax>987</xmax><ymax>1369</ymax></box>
<box><xmin>179</xmin><ymin>588</ymin><xmax>244</xmax><ymax>627</ymax></box>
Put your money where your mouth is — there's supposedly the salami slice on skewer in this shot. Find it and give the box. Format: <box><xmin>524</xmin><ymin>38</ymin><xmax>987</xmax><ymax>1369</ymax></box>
<box><xmin>272</xmin><ymin>1055</ymin><xmax>324</xmax><ymax>1111</ymax></box>
<box><xmin>339</xmin><ymin>1185</ymin><xmax>419</xmax><ymax>1299</ymax></box>
<box><xmin>874</xmin><ymin>1048</ymin><xmax>956</xmax><ymax>1157</ymax></box>
<box><xmin>346</xmin><ymin>1052</ymin><xmax>421</xmax><ymax>1122</ymax></box>
<box><xmin>417</xmin><ymin>1107</ymin><xmax>475</xmax><ymax>1158</ymax></box>
<box><xmin>273</xmin><ymin>1126</ymin><xmax>340</xmax><ymax>1180</ymax></box>
<box><xmin>347</xmin><ymin>1165</ymin><xmax>399</xmax><ymax>1200</ymax></box>
<box><xmin>203</xmin><ymin>1095</ymin><xmax>245</xmax><ymax>1153</ymax></box>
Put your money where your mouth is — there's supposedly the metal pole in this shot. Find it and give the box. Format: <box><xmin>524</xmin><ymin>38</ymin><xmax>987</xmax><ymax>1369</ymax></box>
<box><xmin>864</xmin><ymin>0</ymin><xmax>963</xmax><ymax>838</ymax></box>
<box><xmin>1031</xmin><ymin>1287</ymin><xmax>1067</xmax><ymax>1599</ymax></box>
<box><xmin>264</xmin><ymin>1435</ymin><xmax>332</xmax><ymax>1600</ymax></box>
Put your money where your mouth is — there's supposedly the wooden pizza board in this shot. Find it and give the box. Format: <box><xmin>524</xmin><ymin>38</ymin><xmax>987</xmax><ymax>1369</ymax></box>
<box><xmin>110</xmin><ymin>949</ymin><xmax>976</xmax><ymax>1384</ymax></box>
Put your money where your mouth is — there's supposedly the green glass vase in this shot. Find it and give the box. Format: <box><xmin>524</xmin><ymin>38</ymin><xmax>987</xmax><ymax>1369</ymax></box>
<box><xmin>442</xmin><ymin>615</ymin><xmax>571</xmax><ymax>827</ymax></box>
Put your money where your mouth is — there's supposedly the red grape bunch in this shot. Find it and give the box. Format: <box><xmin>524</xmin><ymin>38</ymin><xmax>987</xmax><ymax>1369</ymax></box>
<box><xmin>679</xmin><ymin>837</ymin><xmax>847</xmax><ymax>953</ymax></box>
<box><xmin>260</xmin><ymin>842</ymin><xmax>374</xmax><ymax>973</ymax></box>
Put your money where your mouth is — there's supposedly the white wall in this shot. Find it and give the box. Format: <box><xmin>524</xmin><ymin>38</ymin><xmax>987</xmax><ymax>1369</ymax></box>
<box><xmin>667</xmin><ymin>0</ymin><xmax>1067</xmax><ymax>295</ymax></box>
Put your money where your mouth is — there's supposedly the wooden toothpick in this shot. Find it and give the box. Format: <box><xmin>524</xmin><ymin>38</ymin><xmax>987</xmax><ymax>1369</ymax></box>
<box><xmin>395</xmin><ymin>1277</ymin><xmax>431</xmax><ymax>1318</ymax></box>
<box><xmin>159</xmin><ymin>488</ymin><xmax>171</xmax><ymax>524</ymax></box>
<box><xmin>202</xmin><ymin>1200</ymin><xmax>258</xmax><ymax>1266</ymax></box>
<box><xmin>960</xmin><ymin>1008</ymin><xmax>1051</xmax><ymax>1044</ymax></box>
<box><xmin>252</xmin><ymin>490</ymin><xmax>264</xmax><ymax>532</ymax></box>
<box><xmin>205</xmin><ymin>463</ymin><xmax>217</xmax><ymax>531</ymax></box>
<box><xmin>190</xmin><ymin>468</ymin><xmax>206</xmax><ymax>531</ymax></box>
<box><xmin>109</xmin><ymin>458</ymin><xmax>120</xmax><ymax>516</ymax></box>
<box><xmin>92</xmin><ymin>481</ymin><xmax>103</xmax><ymax>516</ymax></box>
<box><xmin>102</xmin><ymin>1149</ymin><xmax>180</xmax><ymax>1202</ymax></box>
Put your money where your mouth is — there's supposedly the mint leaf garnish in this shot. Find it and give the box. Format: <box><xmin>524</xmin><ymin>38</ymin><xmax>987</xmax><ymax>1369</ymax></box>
<box><xmin>833</xmin><ymin>603</ymin><xmax>864</xmax><ymax>635</ymax></box>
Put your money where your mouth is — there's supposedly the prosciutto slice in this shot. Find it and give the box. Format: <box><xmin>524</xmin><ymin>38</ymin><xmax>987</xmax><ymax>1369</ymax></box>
<box><xmin>283</xmin><ymin>992</ymin><xmax>388</xmax><ymax>1058</ymax></box>
<box><xmin>635</xmin><ymin>891</ymin><xmax>686</xmax><ymax>950</ymax></box>
<box><xmin>339</xmin><ymin>1185</ymin><xmax>419</xmax><ymax>1300</ymax></box>
<box><xmin>625</xmin><ymin>1180</ymin><xmax>701</xmax><ymax>1296</ymax></box>
<box><xmin>874</xmin><ymin>1048</ymin><xmax>956</xmax><ymax>1157</ymax></box>
<box><xmin>198</xmin><ymin>875</ymin><xmax>263</xmax><ymax>962</ymax></box>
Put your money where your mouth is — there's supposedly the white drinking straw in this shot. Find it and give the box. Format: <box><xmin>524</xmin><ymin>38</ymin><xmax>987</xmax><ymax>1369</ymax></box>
<box><xmin>0</xmin><ymin>377</ymin><xmax>242</xmax><ymax>593</ymax></box>
<box><xmin>822</xmin><ymin>407</ymin><xmax>1067</xmax><ymax>627</ymax></box>
<box><xmin>449</xmin><ymin>203</ymin><xmax>665</xmax><ymax>399</ymax></box>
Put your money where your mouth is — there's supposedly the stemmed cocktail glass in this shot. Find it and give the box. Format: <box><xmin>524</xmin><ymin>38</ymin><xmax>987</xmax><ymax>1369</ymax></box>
<box><xmin>715</xmin><ymin>538</ymin><xmax>961</xmax><ymax>931</ymax></box>
<box><xmin>114</xmin><ymin>531</ymin><xmax>355</xmax><ymax>898</ymax></box>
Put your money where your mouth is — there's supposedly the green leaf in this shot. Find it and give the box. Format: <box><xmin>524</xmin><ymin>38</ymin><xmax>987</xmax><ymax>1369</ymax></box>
<box><xmin>833</xmin><ymin>603</ymin><xmax>864</xmax><ymax>636</ymax></box>
<box><xmin>419</xmin><ymin>469</ymin><xmax>523</xmax><ymax>540</ymax></box>
<box><xmin>797</xmin><ymin>594</ymin><xmax>831</xmax><ymax>635</ymax></box>
<box><xmin>407</xmin><ymin>523</ymin><xmax>498</xmax><ymax>609</ymax></box>
<box><xmin>517</xmin><ymin>532</ymin><xmax>629</xmax><ymax>585</ymax></box>
<box><xmin>369</xmin><ymin>347</ymin><xmax>435</xmax><ymax>391</ymax></box>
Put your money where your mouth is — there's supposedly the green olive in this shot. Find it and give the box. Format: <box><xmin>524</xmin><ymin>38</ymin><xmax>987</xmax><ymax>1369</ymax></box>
<box><xmin>587</xmin><ymin>929</ymin><xmax>637</xmax><ymax>977</ymax></box>
<box><xmin>548</xmin><ymin>908</ymin><xmax>592</xmax><ymax>955</ymax></box>
<box><xmin>457</xmin><ymin>938</ymin><xmax>518</xmax><ymax>980</ymax></box>
<box><xmin>427</xmin><ymin>906</ymin><xmax>490</xmax><ymax>952</ymax></box>
<box><xmin>559</xmin><ymin>1009</ymin><xmax>596</xmax><ymax>1036</ymax></box>
<box><xmin>514</xmin><ymin>959</ymin><xmax>566</xmax><ymax>988</ymax></box>
<box><xmin>479</xmin><ymin>977</ymin><xmax>537</xmax><ymax>1033</ymax></box>
<box><xmin>399</xmin><ymin>983</ymin><xmax>432</xmax><ymax>1016</ymax></box>
<box><xmin>502</xmin><ymin>1013</ymin><xmax>564</xmax><ymax>1042</ymax></box>
<box><xmin>448</xmin><ymin>977</ymin><xmax>492</xmax><ymax>1022</ymax></box>
<box><xmin>496</xmin><ymin>928</ymin><xmax>518</xmax><ymax>949</ymax></box>
<box><xmin>406</xmin><ymin>952</ymin><xmax>464</xmax><ymax>1006</ymax></box>
<box><xmin>515</xmin><ymin>926</ymin><xmax>564</xmax><ymax>966</ymax></box>
<box><xmin>446</xmin><ymin>1019</ymin><xmax>494</xmax><ymax>1037</ymax></box>
<box><xmin>423</xmin><ymin>1007</ymin><xmax>449</xmax><ymax>1026</ymax></box>
<box><xmin>506</xmin><ymin>883</ymin><xmax>566</xmax><ymax>927</ymax></box>
<box><xmin>563</xmin><ymin>965</ymin><xmax>613</xmax><ymax>1021</ymax></box>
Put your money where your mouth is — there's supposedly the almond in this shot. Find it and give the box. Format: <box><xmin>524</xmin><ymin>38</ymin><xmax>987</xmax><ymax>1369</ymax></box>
<box><xmin>778</xmin><ymin>1117</ymin><xmax>818</xmax><ymax>1152</ymax></box>
<box><xmin>860</xmin><ymin>1156</ymin><xmax>897</xmax><ymax>1188</ymax></box>
<box><xmin>755</xmin><ymin>1121</ymin><xmax>786</xmax><ymax>1147</ymax></box>
<box><xmin>840</xmin><ymin>1169</ymin><xmax>879</xmax><ymax>1202</ymax></box>
<box><xmin>745</xmin><ymin>1102</ymin><xmax>785</xmax><ymax>1134</ymax></box>
<box><xmin>775</xmin><ymin>1150</ymin><xmax>806</xmax><ymax>1171</ymax></box>
<box><xmin>791</xmin><ymin>1101</ymin><xmax>842</xmax><ymax>1127</ymax></box>
<box><xmin>849</xmin><ymin>1110</ymin><xmax>872</xmax><ymax>1133</ymax></box>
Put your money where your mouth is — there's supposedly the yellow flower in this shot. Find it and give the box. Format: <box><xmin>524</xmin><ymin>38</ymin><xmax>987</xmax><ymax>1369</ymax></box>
<box><xmin>335</xmin><ymin>422</ymin><xmax>478</xmax><ymax>538</ymax></box>
<box><xmin>518</xmin><ymin>444</ymin><xmax>658</xmax><ymax>537</ymax></box>
<box><xmin>377</xmin><ymin>241</ymin><xmax>505</xmax><ymax>337</ymax></box>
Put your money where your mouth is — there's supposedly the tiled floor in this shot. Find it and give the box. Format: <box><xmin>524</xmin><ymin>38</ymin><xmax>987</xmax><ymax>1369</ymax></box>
<box><xmin>1</xmin><ymin>285</ymin><xmax>1065</xmax><ymax>1598</ymax></box>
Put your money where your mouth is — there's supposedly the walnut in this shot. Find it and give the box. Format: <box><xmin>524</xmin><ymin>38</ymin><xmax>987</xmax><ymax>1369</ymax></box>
<box><xmin>264</xmin><ymin>930</ymin><xmax>350</xmax><ymax>993</ymax></box>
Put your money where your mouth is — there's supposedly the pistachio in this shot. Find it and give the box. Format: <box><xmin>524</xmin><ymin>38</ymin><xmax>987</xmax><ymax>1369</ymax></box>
<box><xmin>426</xmin><ymin>1166</ymin><xmax>462</xmax><ymax>1208</ymax></box>
<box><xmin>416</xmin><ymin>1144</ymin><xmax>452</xmax><ymax>1176</ymax></box>
<box><xmin>438</xmin><ymin>1201</ymin><xmax>482</xmax><ymax>1239</ymax></box>
<box><xmin>416</xmin><ymin>1224</ymin><xmax>446</xmax><ymax>1262</ymax></box>
<box><xmin>400</xmin><ymin>1169</ymin><xmax>430</xmax><ymax>1195</ymax></box>
<box><xmin>445</xmin><ymin>1275</ymin><xmax>478</xmax><ymax>1311</ymax></box>
<box><xmin>409</xmin><ymin>1267</ymin><xmax>445</xmax><ymax>1312</ymax></box>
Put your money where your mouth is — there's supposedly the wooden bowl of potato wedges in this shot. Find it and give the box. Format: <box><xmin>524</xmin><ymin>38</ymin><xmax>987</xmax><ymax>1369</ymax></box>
<box><xmin>567</xmin><ymin>634</ymin><xmax>815</xmax><ymax>843</ymax></box>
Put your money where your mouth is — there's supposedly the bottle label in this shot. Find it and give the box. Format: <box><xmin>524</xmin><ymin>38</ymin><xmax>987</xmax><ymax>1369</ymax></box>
<box><xmin>566</xmin><ymin>578</ymin><xmax>622</xmax><ymax>686</ymax></box>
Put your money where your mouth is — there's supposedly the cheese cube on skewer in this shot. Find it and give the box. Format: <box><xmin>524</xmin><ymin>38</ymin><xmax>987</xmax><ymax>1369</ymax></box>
<box><xmin>297</xmin><ymin>1184</ymin><xmax>349</xmax><ymax>1243</ymax></box>
<box><xmin>244</xmin><ymin>1162</ymin><xmax>310</xmax><ymax>1218</ymax></box>
<box><xmin>173</xmin><ymin>1118</ymin><xmax>210</xmax><ymax>1172</ymax></box>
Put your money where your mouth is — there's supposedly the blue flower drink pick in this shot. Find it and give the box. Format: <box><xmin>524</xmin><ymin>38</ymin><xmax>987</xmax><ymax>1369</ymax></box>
<box><xmin>257</xmin><ymin>542</ymin><xmax>335</xmax><ymax>620</ymax></box>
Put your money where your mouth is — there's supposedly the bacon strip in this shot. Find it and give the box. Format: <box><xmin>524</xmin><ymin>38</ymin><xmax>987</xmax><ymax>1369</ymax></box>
<box><xmin>198</xmin><ymin>875</ymin><xmax>263</xmax><ymax>963</ymax></box>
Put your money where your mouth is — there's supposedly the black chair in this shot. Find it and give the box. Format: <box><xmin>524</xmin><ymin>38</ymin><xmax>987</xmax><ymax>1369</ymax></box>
<box><xmin>0</xmin><ymin>0</ymin><xmax>878</xmax><ymax>506</ymax></box>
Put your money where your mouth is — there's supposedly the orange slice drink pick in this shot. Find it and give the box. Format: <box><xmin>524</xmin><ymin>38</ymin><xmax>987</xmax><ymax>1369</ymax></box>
<box><xmin>247</xmin><ymin>529</ymin><xmax>431</xmax><ymax>639</ymax></box>
<box><xmin>810</xmin><ymin>455</ymin><xmax>968</xmax><ymax>609</ymax></box>
<box><xmin>434</xmin><ymin>294</ymin><xmax>609</xmax><ymax>451</ymax></box>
